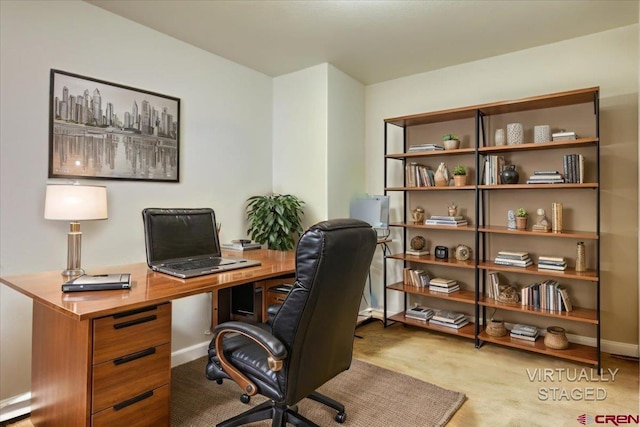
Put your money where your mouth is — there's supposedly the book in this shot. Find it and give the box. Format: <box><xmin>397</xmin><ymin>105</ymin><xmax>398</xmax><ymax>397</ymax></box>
<box><xmin>429</xmin><ymin>215</ymin><xmax>465</xmax><ymax>221</ymax></box>
<box><xmin>559</xmin><ymin>287</ymin><xmax>573</xmax><ymax>311</ymax></box>
<box><xmin>429</xmin><ymin>277</ymin><xmax>457</xmax><ymax>285</ymax></box>
<box><xmin>62</xmin><ymin>273</ymin><xmax>132</xmax><ymax>293</ymax></box>
<box><xmin>538</xmin><ymin>256</ymin><xmax>565</xmax><ymax>263</ymax></box>
<box><xmin>221</xmin><ymin>242</ymin><xmax>262</xmax><ymax>251</ymax></box>
<box><xmin>510</xmin><ymin>332</ymin><xmax>539</xmax><ymax>342</ymax></box>
<box><xmin>429</xmin><ymin>285</ymin><xmax>460</xmax><ymax>293</ymax></box>
<box><xmin>494</xmin><ymin>258</ymin><xmax>533</xmax><ymax>268</ymax></box>
<box><xmin>431</xmin><ymin>310</ymin><xmax>466</xmax><ymax>323</ymax></box>
<box><xmin>429</xmin><ymin>318</ymin><xmax>470</xmax><ymax>329</ymax></box>
<box><xmin>511</xmin><ymin>324</ymin><xmax>538</xmax><ymax>335</ymax></box>
<box><xmin>424</xmin><ymin>219</ymin><xmax>468</xmax><ymax>226</ymax></box>
<box><xmin>405</xmin><ymin>306</ymin><xmax>434</xmax><ymax>320</ymax></box>
<box><xmin>497</xmin><ymin>251</ymin><xmax>530</xmax><ymax>259</ymax></box>
<box><xmin>405</xmin><ymin>249</ymin><xmax>430</xmax><ymax>256</ymax></box>
<box><xmin>537</xmin><ymin>263</ymin><xmax>567</xmax><ymax>271</ymax></box>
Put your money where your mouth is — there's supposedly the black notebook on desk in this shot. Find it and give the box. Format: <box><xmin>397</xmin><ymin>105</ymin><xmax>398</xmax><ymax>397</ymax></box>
<box><xmin>62</xmin><ymin>274</ymin><xmax>132</xmax><ymax>293</ymax></box>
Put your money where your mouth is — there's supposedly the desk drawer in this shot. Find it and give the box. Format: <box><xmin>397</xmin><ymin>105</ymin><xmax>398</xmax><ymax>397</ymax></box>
<box><xmin>93</xmin><ymin>303</ymin><xmax>171</xmax><ymax>364</ymax></box>
<box><xmin>92</xmin><ymin>384</ymin><xmax>170</xmax><ymax>427</ymax></box>
<box><xmin>92</xmin><ymin>343</ymin><xmax>170</xmax><ymax>413</ymax></box>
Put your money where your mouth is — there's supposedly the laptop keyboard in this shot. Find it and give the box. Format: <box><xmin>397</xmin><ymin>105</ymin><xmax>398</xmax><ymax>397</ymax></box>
<box><xmin>165</xmin><ymin>258</ymin><xmax>223</xmax><ymax>271</ymax></box>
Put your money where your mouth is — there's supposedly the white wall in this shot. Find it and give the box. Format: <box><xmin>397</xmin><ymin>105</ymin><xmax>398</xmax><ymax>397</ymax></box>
<box><xmin>273</xmin><ymin>64</ymin><xmax>365</xmax><ymax>225</ymax></box>
<box><xmin>365</xmin><ymin>25</ymin><xmax>639</xmax><ymax>348</ymax></box>
<box><xmin>0</xmin><ymin>0</ymin><xmax>273</xmax><ymax>401</ymax></box>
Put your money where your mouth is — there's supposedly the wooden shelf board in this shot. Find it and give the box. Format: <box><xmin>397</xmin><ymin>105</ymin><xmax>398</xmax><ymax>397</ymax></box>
<box><xmin>390</xmin><ymin>222</ymin><xmax>475</xmax><ymax>232</ymax></box>
<box><xmin>386</xmin><ymin>147</ymin><xmax>476</xmax><ymax>159</ymax></box>
<box><xmin>385</xmin><ymin>87</ymin><xmax>598</xmax><ymax>127</ymax></box>
<box><xmin>477</xmin><ymin>226</ymin><xmax>598</xmax><ymax>240</ymax></box>
<box><xmin>389</xmin><ymin>312</ymin><xmax>476</xmax><ymax>339</ymax></box>
<box><xmin>388</xmin><ymin>253</ymin><xmax>476</xmax><ymax>269</ymax></box>
<box><xmin>478</xmin><ymin>331</ymin><xmax>598</xmax><ymax>365</ymax></box>
<box><xmin>478</xmin><ymin>137</ymin><xmax>598</xmax><ymax>153</ymax></box>
<box><xmin>478</xmin><ymin>261</ymin><xmax>598</xmax><ymax>281</ymax></box>
<box><xmin>386</xmin><ymin>185</ymin><xmax>476</xmax><ymax>191</ymax></box>
<box><xmin>478</xmin><ymin>297</ymin><xmax>598</xmax><ymax>324</ymax></box>
<box><xmin>387</xmin><ymin>282</ymin><xmax>476</xmax><ymax>304</ymax></box>
<box><xmin>478</xmin><ymin>183</ymin><xmax>598</xmax><ymax>190</ymax></box>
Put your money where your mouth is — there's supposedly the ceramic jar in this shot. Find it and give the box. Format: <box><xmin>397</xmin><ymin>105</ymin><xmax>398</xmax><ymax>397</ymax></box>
<box><xmin>500</xmin><ymin>165</ymin><xmax>519</xmax><ymax>184</ymax></box>
<box><xmin>507</xmin><ymin>123</ymin><xmax>524</xmax><ymax>145</ymax></box>
<box><xmin>534</xmin><ymin>125</ymin><xmax>551</xmax><ymax>143</ymax></box>
<box><xmin>544</xmin><ymin>326</ymin><xmax>569</xmax><ymax>350</ymax></box>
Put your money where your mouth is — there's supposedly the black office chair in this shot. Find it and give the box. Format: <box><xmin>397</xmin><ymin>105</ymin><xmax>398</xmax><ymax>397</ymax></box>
<box><xmin>206</xmin><ymin>219</ymin><xmax>377</xmax><ymax>427</ymax></box>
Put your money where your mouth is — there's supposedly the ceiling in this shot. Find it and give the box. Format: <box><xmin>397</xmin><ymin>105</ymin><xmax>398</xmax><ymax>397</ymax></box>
<box><xmin>86</xmin><ymin>0</ymin><xmax>638</xmax><ymax>85</ymax></box>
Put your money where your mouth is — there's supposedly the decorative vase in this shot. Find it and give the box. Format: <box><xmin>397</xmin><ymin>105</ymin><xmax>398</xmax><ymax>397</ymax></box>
<box><xmin>516</xmin><ymin>216</ymin><xmax>527</xmax><ymax>230</ymax></box>
<box><xmin>544</xmin><ymin>326</ymin><xmax>569</xmax><ymax>350</ymax></box>
<box><xmin>494</xmin><ymin>129</ymin><xmax>506</xmax><ymax>146</ymax></box>
<box><xmin>507</xmin><ymin>123</ymin><xmax>524</xmax><ymax>145</ymax></box>
<box><xmin>575</xmin><ymin>241</ymin><xmax>586</xmax><ymax>272</ymax></box>
<box><xmin>534</xmin><ymin>125</ymin><xmax>551</xmax><ymax>143</ymax></box>
<box><xmin>500</xmin><ymin>165</ymin><xmax>519</xmax><ymax>184</ymax></box>
<box><xmin>453</xmin><ymin>175</ymin><xmax>467</xmax><ymax>187</ymax></box>
<box><xmin>444</xmin><ymin>139</ymin><xmax>460</xmax><ymax>150</ymax></box>
<box><xmin>552</xmin><ymin>202</ymin><xmax>563</xmax><ymax>232</ymax></box>
<box><xmin>485</xmin><ymin>319</ymin><xmax>507</xmax><ymax>337</ymax></box>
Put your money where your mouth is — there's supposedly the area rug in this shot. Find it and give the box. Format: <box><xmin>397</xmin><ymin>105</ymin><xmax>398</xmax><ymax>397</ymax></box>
<box><xmin>171</xmin><ymin>357</ymin><xmax>465</xmax><ymax>427</ymax></box>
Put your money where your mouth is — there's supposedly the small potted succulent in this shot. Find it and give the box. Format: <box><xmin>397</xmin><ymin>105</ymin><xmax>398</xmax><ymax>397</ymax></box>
<box><xmin>516</xmin><ymin>208</ymin><xmax>528</xmax><ymax>230</ymax></box>
<box><xmin>442</xmin><ymin>133</ymin><xmax>460</xmax><ymax>150</ymax></box>
<box><xmin>453</xmin><ymin>165</ymin><xmax>467</xmax><ymax>187</ymax></box>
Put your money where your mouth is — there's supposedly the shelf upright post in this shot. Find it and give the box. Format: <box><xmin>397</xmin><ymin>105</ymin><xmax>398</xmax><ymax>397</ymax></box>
<box><xmin>594</xmin><ymin>90</ymin><xmax>601</xmax><ymax>372</ymax></box>
<box><xmin>474</xmin><ymin>109</ymin><xmax>483</xmax><ymax>347</ymax></box>
<box><xmin>383</xmin><ymin>121</ymin><xmax>389</xmax><ymax>327</ymax></box>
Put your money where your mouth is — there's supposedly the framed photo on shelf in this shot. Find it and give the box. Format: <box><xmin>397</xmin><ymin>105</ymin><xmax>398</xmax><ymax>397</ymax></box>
<box><xmin>48</xmin><ymin>69</ymin><xmax>180</xmax><ymax>182</ymax></box>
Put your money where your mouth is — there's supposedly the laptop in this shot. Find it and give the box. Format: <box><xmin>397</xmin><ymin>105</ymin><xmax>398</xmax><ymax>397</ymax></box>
<box><xmin>142</xmin><ymin>208</ymin><xmax>261</xmax><ymax>278</ymax></box>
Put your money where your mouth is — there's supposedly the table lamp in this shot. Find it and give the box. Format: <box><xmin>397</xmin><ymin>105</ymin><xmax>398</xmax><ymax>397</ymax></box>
<box><xmin>44</xmin><ymin>184</ymin><xmax>108</xmax><ymax>277</ymax></box>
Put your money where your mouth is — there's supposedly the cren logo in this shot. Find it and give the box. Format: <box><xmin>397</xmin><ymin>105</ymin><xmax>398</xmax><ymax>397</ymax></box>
<box><xmin>578</xmin><ymin>413</ymin><xmax>595</xmax><ymax>425</ymax></box>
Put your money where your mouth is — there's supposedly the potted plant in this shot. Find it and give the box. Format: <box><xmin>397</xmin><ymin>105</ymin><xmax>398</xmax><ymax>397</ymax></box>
<box><xmin>516</xmin><ymin>208</ymin><xmax>528</xmax><ymax>230</ymax></box>
<box><xmin>246</xmin><ymin>194</ymin><xmax>305</xmax><ymax>251</ymax></box>
<box><xmin>442</xmin><ymin>133</ymin><xmax>460</xmax><ymax>150</ymax></box>
<box><xmin>453</xmin><ymin>165</ymin><xmax>467</xmax><ymax>187</ymax></box>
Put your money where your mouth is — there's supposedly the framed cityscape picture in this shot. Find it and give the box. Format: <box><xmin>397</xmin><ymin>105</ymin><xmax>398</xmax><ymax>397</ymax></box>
<box><xmin>49</xmin><ymin>69</ymin><xmax>180</xmax><ymax>182</ymax></box>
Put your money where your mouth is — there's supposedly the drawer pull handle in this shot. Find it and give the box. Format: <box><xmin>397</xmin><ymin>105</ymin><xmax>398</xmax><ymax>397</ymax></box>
<box><xmin>113</xmin><ymin>390</ymin><xmax>154</xmax><ymax>411</ymax></box>
<box><xmin>113</xmin><ymin>315</ymin><xmax>157</xmax><ymax>329</ymax></box>
<box><xmin>113</xmin><ymin>347</ymin><xmax>156</xmax><ymax>366</ymax></box>
<box><xmin>113</xmin><ymin>305</ymin><xmax>158</xmax><ymax>319</ymax></box>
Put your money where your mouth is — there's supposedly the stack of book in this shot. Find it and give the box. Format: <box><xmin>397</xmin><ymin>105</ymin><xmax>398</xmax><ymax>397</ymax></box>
<box><xmin>537</xmin><ymin>256</ymin><xmax>567</xmax><ymax>271</ymax></box>
<box><xmin>429</xmin><ymin>310</ymin><xmax>469</xmax><ymax>329</ymax></box>
<box><xmin>408</xmin><ymin>143</ymin><xmax>445</xmax><ymax>152</ymax></box>
<box><xmin>221</xmin><ymin>240</ymin><xmax>262</xmax><ymax>251</ymax></box>
<box><xmin>521</xmin><ymin>279</ymin><xmax>573</xmax><ymax>312</ymax></box>
<box><xmin>482</xmin><ymin>155</ymin><xmax>505</xmax><ymax>185</ymax></box>
<box><xmin>552</xmin><ymin>131</ymin><xmax>577</xmax><ymax>141</ymax></box>
<box><xmin>405</xmin><ymin>306</ymin><xmax>434</xmax><ymax>322</ymax></box>
<box><xmin>403</xmin><ymin>268</ymin><xmax>430</xmax><ymax>288</ymax></box>
<box><xmin>562</xmin><ymin>153</ymin><xmax>584</xmax><ymax>183</ymax></box>
<box><xmin>510</xmin><ymin>324</ymin><xmax>539</xmax><ymax>342</ymax></box>
<box><xmin>424</xmin><ymin>215</ymin><xmax>468</xmax><ymax>227</ymax></box>
<box><xmin>494</xmin><ymin>251</ymin><xmax>532</xmax><ymax>268</ymax></box>
<box><xmin>429</xmin><ymin>277</ymin><xmax>459</xmax><ymax>294</ymax></box>
<box><xmin>526</xmin><ymin>170</ymin><xmax>565</xmax><ymax>184</ymax></box>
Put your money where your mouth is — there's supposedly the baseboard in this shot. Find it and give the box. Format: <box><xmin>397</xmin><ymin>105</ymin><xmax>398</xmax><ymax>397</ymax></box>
<box><xmin>0</xmin><ymin>392</ymin><xmax>31</xmax><ymax>423</ymax></box>
<box><xmin>170</xmin><ymin>340</ymin><xmax>210</xmax><ymax>367</ymax></box>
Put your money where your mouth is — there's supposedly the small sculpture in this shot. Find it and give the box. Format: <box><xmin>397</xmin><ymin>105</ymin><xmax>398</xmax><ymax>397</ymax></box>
<box><xmin>507</xmin><ymin>210</ymin><xmax>516</xmax><ymax>230</ymax></box>
<box><xmin>532</xmin><ymin>208</ymin><xmax>551</xmax><ymax>232</ymax></box>
<box><xmin>448</xmin><ymin>203</ymin><xmax>458</xmax><ymax>217</ymax></box>
<box><xmin>410</xmin><ymin>236</ymin><xmax>426</xmax><ymax>251</ymax></box>
<box><xmin>411</xmin><ymin>207</ymin><xmax>425</xmax><ymax>224</ymax></box>
<box><xmin>497</xmin><ymin>284</ymin><xmax>520</xmax><ymax>304</ymax></box>
<box><xmin>434</xmin><ymin>162</ymin><xmax>450</xmax><ymax>187</ymax></box>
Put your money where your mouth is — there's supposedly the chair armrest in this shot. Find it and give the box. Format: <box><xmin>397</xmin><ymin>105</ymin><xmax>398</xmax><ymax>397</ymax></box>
<box><xmin>214</xmin><ymin>321</ymin><xmax>288</xmax><ymax>396</ymax></box>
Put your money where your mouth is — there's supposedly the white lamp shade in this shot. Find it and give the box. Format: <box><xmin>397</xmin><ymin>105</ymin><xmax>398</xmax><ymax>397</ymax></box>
<box><xmin>44</xmin><ymin>184</ymin><xmax>108</xmax><ymax>221</ymax></box>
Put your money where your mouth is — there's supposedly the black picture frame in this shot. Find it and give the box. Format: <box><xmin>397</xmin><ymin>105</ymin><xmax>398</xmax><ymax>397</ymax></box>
<box><xmin>49</xmin><ymin>69</ymin><xmax>180</xmax><ymax>182</ymax></box>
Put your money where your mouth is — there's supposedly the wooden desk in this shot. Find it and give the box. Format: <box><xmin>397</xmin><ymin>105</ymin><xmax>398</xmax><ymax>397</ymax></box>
<box><xmin>0</xmin><ymin>249</ymin><xmax>295</xmax><ymax>427</ymax></box>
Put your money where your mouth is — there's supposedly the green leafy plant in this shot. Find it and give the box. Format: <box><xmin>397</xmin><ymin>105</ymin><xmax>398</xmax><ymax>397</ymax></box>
<box><xmin>453</xmin><ymin>165</ymin><xmax>467</xmax><ymax>176</ymax></box>
<box><xmin>246</xmin><ymin>194</ymin><xmax>305</xmax><ymax>251</ymax></box>
<box><xmin>516</xmin><ymin>208</ymin><xmax>528</xmax><ymax>217</ymax></box>
<box><xmin>442</xmin><ymin>133</ymin><xmax>459</xmax><ymax>141</ymax></box>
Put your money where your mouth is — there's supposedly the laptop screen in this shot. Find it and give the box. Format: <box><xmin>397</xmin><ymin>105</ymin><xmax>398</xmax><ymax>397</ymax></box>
<box><xmin>143</xmin><ymin>208</ymin><xmax>221</xmax><ymax>263</ymax></box>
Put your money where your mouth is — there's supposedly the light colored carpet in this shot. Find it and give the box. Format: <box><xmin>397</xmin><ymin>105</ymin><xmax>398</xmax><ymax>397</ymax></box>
<box><xmin>171</xmin><ymin>357</ymin><xmax>466</xmax><ymax>427</ymax></box>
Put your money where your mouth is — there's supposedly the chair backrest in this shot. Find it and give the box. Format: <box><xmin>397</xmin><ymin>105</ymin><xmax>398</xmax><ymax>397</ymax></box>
<box><xmin>270</xmin><ymin>218</ymin><xmax>377</xmax><ymax>404</ymax></box>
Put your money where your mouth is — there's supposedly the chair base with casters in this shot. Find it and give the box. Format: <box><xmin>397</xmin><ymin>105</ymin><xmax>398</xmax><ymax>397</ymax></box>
<box><xmin>205</xmin><ymin>219</ymin><xmax>377</xmax><ymax>427</ymax></box>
